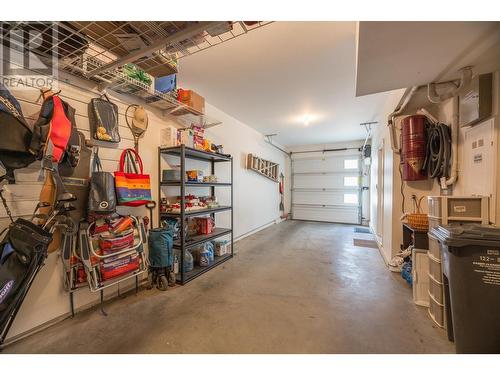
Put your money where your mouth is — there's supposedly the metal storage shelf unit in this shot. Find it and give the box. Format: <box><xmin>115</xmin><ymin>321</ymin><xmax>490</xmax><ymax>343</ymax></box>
<box><xmin>158</xmin><ymin>145</ymin><xmax>233</xmax><ymax>285</ymax></box>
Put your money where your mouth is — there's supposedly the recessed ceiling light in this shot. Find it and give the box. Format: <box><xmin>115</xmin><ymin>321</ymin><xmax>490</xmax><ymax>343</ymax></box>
<box><xmin>301</xmin><ymin>114</ymin><xmax>315</xmax><ymax>126</ymax></box>
<box><xmin>289</xmin><ymin>112</ymin><xmax>323</xmax><ymax>127</ymax></box>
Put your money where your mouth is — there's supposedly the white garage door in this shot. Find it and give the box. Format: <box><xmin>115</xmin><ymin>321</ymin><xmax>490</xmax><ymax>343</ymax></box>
<box><xmin>291</xmin><ymin>150</ymin><xmax>362</xmax><ymax>224</ymax></box>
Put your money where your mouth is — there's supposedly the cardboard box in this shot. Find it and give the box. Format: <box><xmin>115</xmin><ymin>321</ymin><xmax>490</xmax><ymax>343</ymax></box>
<box><xmin>178</xmin><ymin>129</ymin><xmax>194</xmax><ymax>147</ymax></box>
<box><xmin>160</xmin><ymin>126</ymin><xmax>178</xmax><ymax>147</ymax></box>
<box><xmin>177</xmin><ymin>89</ymin><xmax>205</xmax><ymax>114</ymax></box>
<box><xmin>186</xmin><ymin>170</ymin><xmax>204</xmax><ymax>182</ymax></box>
<box><xmin>214</xmin><ymin>240</ymin><xmax>230</xmax><ymax>256</ymax></box>
<box><xmin>196</xmin><ymin>217</ymin><xmax>215</xmax><ymax>235</ymax></box>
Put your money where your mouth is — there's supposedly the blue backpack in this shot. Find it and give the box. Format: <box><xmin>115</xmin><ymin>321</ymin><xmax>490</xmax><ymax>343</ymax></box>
<box><xmin>148</xmin><ymin>227</ymin><xmax>173</xmax><ymax>268</ymax></box>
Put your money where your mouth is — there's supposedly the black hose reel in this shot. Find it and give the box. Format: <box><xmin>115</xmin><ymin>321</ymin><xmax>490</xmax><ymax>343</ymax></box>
<box><xmin>422</xmin><ymin>122</ymin><xmax>451</xmax><ymax>180</ymax></box>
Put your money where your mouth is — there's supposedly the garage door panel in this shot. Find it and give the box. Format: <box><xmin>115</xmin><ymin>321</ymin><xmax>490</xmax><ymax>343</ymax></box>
<box><xmin>293</xmin><ymin>174</ymin><xmax>358</xmax><ymax>189</ymax></box>
<box><xmin>292</xmin><ymin>205</ymin><xmax>359</xmax><ymax>224</ymax></box>
<box><xmin>293</xmin><ymin>191</ymin><xmax>358</xmax><ymax>206</ymax></box>
<box><xmin>292</xmin><ymin>158</ymin><xmax>327</xmax><ymax>173</ymax></box>
<box><xmin>292</xmin><ymin>156</ymin><xmax>359</xmax><ymax>173</ymax></box>
<box><xmin>291</xmin><ymin>151</ymin><xmax>361</xmax><ymax>224</ymax></box>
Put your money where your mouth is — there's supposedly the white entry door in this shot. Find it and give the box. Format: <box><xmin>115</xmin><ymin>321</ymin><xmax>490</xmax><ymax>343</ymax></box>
<box><xmin>291</xmin><ymin>150</ymin><xmax>362</xmax><ymax>224</ymax></box>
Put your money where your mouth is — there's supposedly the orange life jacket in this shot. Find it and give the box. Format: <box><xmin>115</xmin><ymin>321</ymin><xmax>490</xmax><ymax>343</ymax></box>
<box><xmin>46</xmin><ymin>95</ymin><xmax>72</xmax><ymax>163</ymax></box>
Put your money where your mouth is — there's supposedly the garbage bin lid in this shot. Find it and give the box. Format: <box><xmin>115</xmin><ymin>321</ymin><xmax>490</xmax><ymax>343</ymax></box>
<box><xmin>430</xmin><ymin>224</ymin><xmax>500</xmax><ymax>247</ymax></box>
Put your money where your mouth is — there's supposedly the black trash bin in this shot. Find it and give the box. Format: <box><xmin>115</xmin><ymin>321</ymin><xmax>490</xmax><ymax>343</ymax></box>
<box><xmin>431</xmin><ymin>224</ymin><xmax>500</xmax><ymax>353</ymax></box>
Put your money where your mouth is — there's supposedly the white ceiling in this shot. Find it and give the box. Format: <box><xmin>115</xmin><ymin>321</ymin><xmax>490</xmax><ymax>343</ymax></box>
<box><xmin>356</xmin><ymin>21</ymin><xmax>500</xmax><ymax>96</ymax></box>
<box><xmin>177</xmin><ymin>22</ymin><xmax>403</xmax><ymax>147</ymax></box>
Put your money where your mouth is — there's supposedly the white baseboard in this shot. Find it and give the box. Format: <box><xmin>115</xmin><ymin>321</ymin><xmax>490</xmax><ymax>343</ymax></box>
<box><xmin>369</xmin><ymin>223</ymin><xmax>390</xmax><ymax>266</ymax></box>
<box><xmin>234</xmin><ymin>218</ymin><xmax>282</xmax><ymax>243</ymax></box>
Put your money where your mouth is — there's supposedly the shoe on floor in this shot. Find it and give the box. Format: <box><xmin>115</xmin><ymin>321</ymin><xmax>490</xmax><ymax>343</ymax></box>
<box><xmin>388</xmin><ymin>246</ymin><xmax>412</xmax><ymax>272</ymax></box>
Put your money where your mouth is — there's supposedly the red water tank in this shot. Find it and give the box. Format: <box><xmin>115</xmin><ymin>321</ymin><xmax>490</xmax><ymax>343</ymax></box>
<box><xmin>401</xmin><ymin>115</ymin><xmax>427</xmax><ymax>181</ymax></box>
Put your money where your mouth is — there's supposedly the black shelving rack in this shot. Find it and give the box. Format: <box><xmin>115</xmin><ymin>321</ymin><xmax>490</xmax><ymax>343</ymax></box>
<box><xmin>158</xmin><ymin>145</ymin><xmax>233</xmax><ymax>285</ymax></box>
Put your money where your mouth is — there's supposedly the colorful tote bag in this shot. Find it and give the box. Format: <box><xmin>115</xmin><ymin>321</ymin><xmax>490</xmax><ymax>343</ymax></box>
<box><xmin>114</xmin><ymin>149</ymin><xmax>152</xmax><ymax>206</ymax></box>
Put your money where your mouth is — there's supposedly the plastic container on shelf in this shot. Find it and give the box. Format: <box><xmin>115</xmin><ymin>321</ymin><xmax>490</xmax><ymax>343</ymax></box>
<box><xmin>428</xmin><ymin>196</ymin><xmax>442</xmax><ymax>218</ymax></box>
<box><xmin>182</xmin><ymin>250</ymin><xmax>193</xmax><ymax>272</ymax></box>
<box><xmin>199</xmin><ymin>245</ymin><xmax>211</xmax><ymax>267</ymax></box>
<box><xmin>428</xmin><ymin>274</ymin><xmax>444</xmax><ymax>304</ymax></box>
<box><xmin>446</xmin><ymin>197</ymin><xmax>485</xmax><ymax>220</ymax></box>
<box><xmin>428</xmin><ymin>292</ymin><xmax>445</xmax><ymax>328</ymax></box>
<box><xmin>205</xmin><ymin>242</ymin><xmax>215</xmax><ymax>264</ymax></box>
<box><xmin>428</xmin><ymin>253</ymin><xmax>443</xmax><ymax>282</ymax></box>
<box><xmin>427</xmin><ymin>196</ymin><xmax>489</xmax><ymax>224</ymax></box>
<box><xmin>428</xmin><ymin>231</ymin><xmax>441</xmax><ymax>259</ymax></box>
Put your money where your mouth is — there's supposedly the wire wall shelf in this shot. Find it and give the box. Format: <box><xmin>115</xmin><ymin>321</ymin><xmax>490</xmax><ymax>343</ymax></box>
<box><xmin>1</xmin><ymin>21</ymin><xmax>271</xmax><ymax>128</ymax></box>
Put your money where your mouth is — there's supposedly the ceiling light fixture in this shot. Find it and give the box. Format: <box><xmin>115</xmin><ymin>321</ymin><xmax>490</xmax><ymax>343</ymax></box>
<box><xmin>301</xmin><ymin>114</ymin><xmax>314</xmax><ymax>126</ymax></box>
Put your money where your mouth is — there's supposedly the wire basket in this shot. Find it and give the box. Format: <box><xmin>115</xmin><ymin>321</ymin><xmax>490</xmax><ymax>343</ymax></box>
<box><xmin>407</xmin><ymin>213</ymin><xmax>429</xmax><ymax>230</ymax></box>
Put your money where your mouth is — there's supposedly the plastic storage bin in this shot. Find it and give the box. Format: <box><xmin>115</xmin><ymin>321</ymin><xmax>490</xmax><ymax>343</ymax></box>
<box><xmin>428</xmin><ymin>232</ymin><xmax>441</xmax><ymax>259</ymax></box>
<box><xmin>162</xmin><ymin>169</ymin><xmax>181</xmax><ymax>182</ymax></box>
<box><xmin>428</xmin><ymin>274</ymin><xmax>444</xmax><ymax>304</ymax></box>
<box><xmin>428</xmin><ymin>292</ymin><xmax>445</xmax><ymax>328</ymax></box>
<box><xmin>155</xmin><ymin>74</ymin><xmax>176</xmax><ymax>93</ymax></box>
<box><xmin>431</xmin><ymin>224</ymin><xmax>500</xmax><ymax>353</ymax></box>
<box><xmin>427</xmin><ymin>196</ymin><xmax>489</xmax><ymax>224</ymax></box>
<box><xmin>446</xmin><ymin>197</ymin><xmax>484</xmax><ymax>220</ymax></box>
<box><xmin>412</xmin><ymin>248</ymin><xmax>430</xmax><ymax>307</ymax></box>
<box><xmin>428</xmin><ymin>253</ymin><xmax>443</xmax><ymax>282</ymax></box>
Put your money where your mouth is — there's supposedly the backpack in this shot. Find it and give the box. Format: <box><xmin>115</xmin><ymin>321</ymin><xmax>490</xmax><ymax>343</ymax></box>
<box><xmin>0</xmin><ymin>84</ymin><xmax>36</xmax><ymax>183</ymax></box>
<box><xmin>29</xmin><ymin>91</ymin><xmax>79</xmax><ymax>165</ymax></box>
<box><xmin>30</xmin><ymin>90</ymin><xmax>81</xmax><ymax>201</ymax></box>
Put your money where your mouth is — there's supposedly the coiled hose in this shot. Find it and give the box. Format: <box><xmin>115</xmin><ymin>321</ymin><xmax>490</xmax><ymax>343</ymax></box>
<box><xmin>423</xmin><ymin>123</ymin><xmax>451</xmax><ymax>179</ymax></box>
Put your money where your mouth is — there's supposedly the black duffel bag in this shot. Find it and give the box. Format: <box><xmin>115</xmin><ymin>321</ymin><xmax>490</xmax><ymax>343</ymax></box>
<box><xmin>88</xmin><ymin>147</ymin><xmax>116</xmax><ymax>215</ymax></box>
<box><xmin>0</xmin><ymin>219</ymin><xmax>52</xmax><ymax>345</ymax></box>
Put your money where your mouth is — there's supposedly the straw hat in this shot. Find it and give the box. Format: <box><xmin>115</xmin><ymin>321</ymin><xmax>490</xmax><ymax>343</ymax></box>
<box><xmin>131</xmin><ymin>105</ymin><xmax>148</xmax><ymax>132</ymax></box>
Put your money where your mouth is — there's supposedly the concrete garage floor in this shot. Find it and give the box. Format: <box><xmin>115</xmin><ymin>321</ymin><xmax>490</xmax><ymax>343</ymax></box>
<box><xmin>5</xmin><ymin>221</ymin><xmax>454</xmax><ymax>354</ymax></box>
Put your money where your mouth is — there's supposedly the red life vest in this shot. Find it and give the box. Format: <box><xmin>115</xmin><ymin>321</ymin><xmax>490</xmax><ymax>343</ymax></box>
<box><xmin>46</xmin><ymin>95</ymin><xmax>72</xmax><ymax>163</ymax></box>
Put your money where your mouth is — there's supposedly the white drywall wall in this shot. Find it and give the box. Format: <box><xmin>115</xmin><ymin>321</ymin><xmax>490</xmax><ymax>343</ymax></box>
<box><xmin>204</xmin><ymin>103</ymin><xmax>290</xmax><ymax>238</ymax></box>
<box><xmin>368</xmin><ymin>90</ymin><xmax>406</xmax><ymax>262</ymax></box>
<box><xmin>1</xmin><ymin>72</ymin><xmax>290</xmax><ymax>342</ymax></box>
